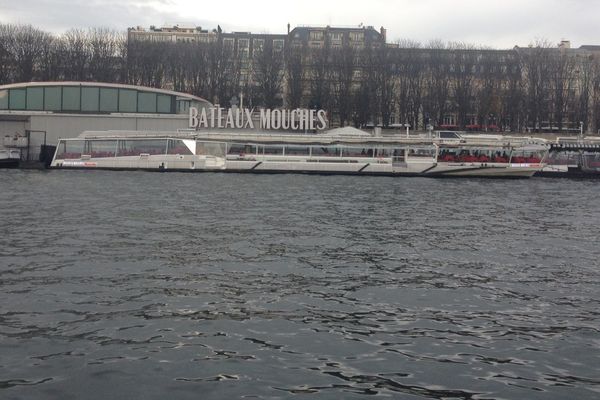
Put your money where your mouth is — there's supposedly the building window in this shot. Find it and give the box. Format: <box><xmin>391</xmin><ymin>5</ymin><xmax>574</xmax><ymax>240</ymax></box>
<box><xmin>8</xmin><ymin>89</ymin><xmax>26</xmax><ymax>110</ymax></box>
<box><xmin>44</xmin><ymin>87</ymin><xmax>61</xmax><ymax>111</ymax></box>
<box><xmin>138</xmin><ymin>92</ymin><xmax>157</xmax><ymax>113</ymax></box>
<box><xmin>329</xmin><ymin>32</ymin><xmax>342</xmax><ymax>41</ymax></box>
<box><xmin>63</xmin><ymin>87</ymin><xmax>81</xmax><ymax>111</ymax></box>
<box><xmin>443</xmin><ymin>115</ymin><xmax>456</xmax><ymax>126</ymax></box>
<box><xmin>157</xmin><ymin>95</ymin><xmax>172</xmax><ymax>113</ymax></box>
<box><xmin>310</xmin><ymin>30</ymin><xmax>324</xmax><ymax>41</ymax></box>
<box><xmin>349</xmin><ymin>32</ymin><xmax>364</xmax><ymax>42</ymax></box>
<box><xmin>273</xmin><ymin>39</ymin><xmax>284</xmax><ymax>51</ymax></box>
<box><xmin>26</xmin><ymin>87</ymin><xmax>43</xmax><ymax>110</ymax></box>
<box><xmin>119</xmin><ymin>89</ymin><xmax>137</xmax><ymax>113</ymax></box>
<box><xmin>238</xmin><ymin>39</ymin><xmax>249</xmax><ymax>49</ymax></box>
<box><xmin>223</xmin><ymin>38</ymin><xmax>234</xmax><ymax>48</ymax></box>
<box><xmin>0</xmin><ymin>90</ymin><xmax>8</xmax><ymax>109</ymax></box>
<box><xmin>99</xmin><ymin>88</ymin><xmax>118</xmax><ymax>112</ymax></box>
<box><xmin>253</xmin><ymin>39</ymin><xmax>264</xmax><ymax>51</ymax></box>
<box><xmin>81</xmin><ymin>87</ymin><xmax>100</xmax><ymax>112</ymax></box>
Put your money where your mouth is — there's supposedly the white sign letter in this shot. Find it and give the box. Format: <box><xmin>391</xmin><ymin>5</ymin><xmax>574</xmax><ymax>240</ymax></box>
<box><xmin>260</xmin><ymin>109</ymin><xmax>271</xmax><ymax>129</ymax></box>
<box><xmin>317</xmin><ymin>110</ymin><xmax>327</xmax><ymax>130</ymax></box>
<box><xmin>189</xmin><ymin>107</ymin><xmax>198</xmax><ymax>128</ymax></box>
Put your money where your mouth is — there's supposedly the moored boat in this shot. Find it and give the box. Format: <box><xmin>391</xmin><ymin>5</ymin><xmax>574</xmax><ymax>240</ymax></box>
<box><xmin>537</xmin><ymin>136</ymin><xmax>600</xmax><ymax>178</ymax></box>
<box><xmin>50</xmin><ymin>128</ymin><xmax>548</xmax><ymax>178</ymax></box>
<box><xmin>0</xmin><ymin>149</ymin><xmax>21</xmax><ymax>168</ymax></box>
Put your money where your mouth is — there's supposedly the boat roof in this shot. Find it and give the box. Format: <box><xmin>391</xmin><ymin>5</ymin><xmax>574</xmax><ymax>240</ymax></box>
<box><xmin>72</xmin><ymin>129</ymin><xmax>546</xmax><ymax>147</ymax></box>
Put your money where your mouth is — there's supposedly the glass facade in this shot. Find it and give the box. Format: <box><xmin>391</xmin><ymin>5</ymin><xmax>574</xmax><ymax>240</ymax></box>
<box><xmin>0</xmin><ymin>84</ymin><xmax>196</xmax><ymax>114</ymax></box>
<box><xmin>0</xmin><ymin>90</ymin><xmax>8</xmax><ymax>109</ymax></box>
<box><xmin>26</xmin><ymin>87</ymin><xmax>43</xmax><ymax>110</ymax></box>
<box><xmin>81</xmin><ymin>87</ymin><xmax>100</xmax><ymax>111</ymax></box>
<box><xmin>99</xmin><ymin>88</ymin><xmax>118</xmax><ymax>112</ymax></box>
<box><xmin>9</xmin><ymin>88</ymin><xmax>26</xmax><ymax>110</ymax></box>
<box><xmin>44</xmin><ymin>87</ymin><xmax>62</xmax><ymax>111</ymax></box>
<box><xmin>62</xmin><ymin>87</ymin><xmax>81</xmax><ymax>111</ymax></box>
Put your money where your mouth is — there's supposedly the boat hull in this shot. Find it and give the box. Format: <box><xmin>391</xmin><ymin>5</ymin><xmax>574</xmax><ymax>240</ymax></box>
<box><xmin>52</xmin><ymin>156</ymin><xmax>539</xmax><ymax>178</ymax></box>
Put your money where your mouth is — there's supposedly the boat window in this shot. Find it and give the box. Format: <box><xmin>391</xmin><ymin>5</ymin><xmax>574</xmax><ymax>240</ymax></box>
<box><xmin>284</xmin><ymin>145</ymin><xmax>310</xmax><ymax>155</ymax></box>
<box><xmin>56</xmin><ymin>139</ymin><xmax>85</xmax><ymax>159</ymax></box>
<box><xmin>88</xmin><ymin>140</ymin><xmax>117</xmax><ymax>158</ymax></box>
<box><xmin>437</xmin><ymin>148</ymin><xmax>510</xmax><ymax>163</ymax></box>
<box><xmin>196</xmin><ymin>141</ymin><xmax>226</xmax><ymax>157</ymax></box>
<box><xmin>167</xmin><ymin>139</ymin><xmax>193</xmax><ymax>155</ymax></box>
<box><xmin>547</xmin><ymin>151</ymin><xmax>578</xmax><ymax>165</ymax></box>
<box><xmin>583</xmin><ymin>153</ymin><xmax>600</xmax><ymax>169</ymax></box>
<box><xmin>117</xmin><ymin>139</ymin><xmax>167</xmax><ymax>156</ymax></box>
<box><xmin>407</xmin><ymin>148</ymin><xmax>435</xmax><ymax>158</ymax></box>
<box><xmin>262</xmin><ymin>145</ymin><xmax>284</xmax><ymax>155</ymax></box>
<box><xmin>311</xmin><ymin>146</ymin><xmax>340</xmax><ymax>156</ymax></box>
<box><xmin>342</xmin><ymin>147</ymin><xmax>368</xmax><ymax>157</ymax></box>
<box><xmin>438</xmin><ymin>131</ymin><xmax>460</xmax><ymax>139</ymax></box>
<box><xmin>227</xmin><ymin>143</ymin><xmax>257</xmax><ymax>155</ymax></box>
<box><xmin>374</xmin><ymin>148</ymin><xmax>391</xmax><ymax>157</ymax></box>
<box><xmin>510</xmin><ymin>149</ymin><xmax>544</xmax><ymax>164</ymax></box>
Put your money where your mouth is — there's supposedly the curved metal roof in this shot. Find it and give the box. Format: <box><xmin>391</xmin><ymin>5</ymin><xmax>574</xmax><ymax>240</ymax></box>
<box><xmin>0</xmin><ymin>81</ymin><xmax>212</xmax><ymax>106</ymax></box>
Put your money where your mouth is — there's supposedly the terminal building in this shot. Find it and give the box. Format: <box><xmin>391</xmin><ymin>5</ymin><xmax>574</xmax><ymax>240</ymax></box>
<box><xmin>0</xmin><ymin>81</ymin><xmax>211</xmax><ymax>163</ymax></box>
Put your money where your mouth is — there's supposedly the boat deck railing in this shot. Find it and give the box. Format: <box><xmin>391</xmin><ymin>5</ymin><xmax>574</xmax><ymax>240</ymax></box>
<box><xmin>75</xmin><ymin>130</ymin><xmax>543</xmax><ymax>148</ymax></box>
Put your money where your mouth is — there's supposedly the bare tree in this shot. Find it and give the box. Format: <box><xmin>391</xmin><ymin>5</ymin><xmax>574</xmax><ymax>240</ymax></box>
<box><xmin>62</xmin><ymin>29</ymin><xmax>91</xmax><ymax>80</ymax></box>
<box><xmin>450</xmin><ymin>43</ymin><xmax>477</xmax><ymax>129</ymax></box>
<box><xmin>590</xmin><ymin>59</ymin><xmax>600</xmax><ymax>133</ymax></box>
<box><xmin>88</xmin><ymin>28</ymin><xmax>123</xmax><ymax>82</ymax></box>
<box><xmin>0</xmin><ymin>24</ymin><xmax>15</xmax><ymax>84</ymax></box>
<box><xmin>185</xmin><ymin>42</ymin><xmax>210</xmax><ymax>98</ymax></box>
<box><xmin>423</xmin><ymin>41</ymin><xmax>451</xmax><ymax>128</ymax></box>
<box><xmin>5</xmin><ymin>24</ymin><xmax>53</xmax><ymax>82</ymax></box>
<box><xmin>252</xmin><ymin>39</ymin><xmax>284</xmax><ymax>108</ymax></box>
<box><xmin>519</xmin><ymin>40</ymin><xmax>554</xmax><ymax>132</ymax></box>
<box><xmin>284</xmin><ymin>44</ymin><xmax>306</xmax><ymax>109</ymax></box>
<box><xmin>399</xmin><ymin>41</ymin><xmax>426</xmax><ymax>129</ymax></box>
<box><xmin>307</xmin><ymin>42</ymin><xmax>332</xmax><ymax>111</ymax></box>
<box><xmin>329</xmin><ymin>44</ymin><xmax>356</xmax><ymax>126</ymax></box>
<box><xmin>372</xmin><ymin>46</ymin><xmax>396</xmax><ymax>126</ymax></box>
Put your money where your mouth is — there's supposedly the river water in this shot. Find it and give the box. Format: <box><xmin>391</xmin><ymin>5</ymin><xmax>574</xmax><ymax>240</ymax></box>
<box><xmin>1</xmin><ymin>170</ymin><xmax>599</xmax><ymax>399</ymax></box>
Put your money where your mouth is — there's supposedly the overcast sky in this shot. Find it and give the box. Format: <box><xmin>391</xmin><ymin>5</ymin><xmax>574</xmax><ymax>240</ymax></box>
<box><xmin>0</xmin><ymin>0</ymin><xmax>598</xmax><ymax>49</ymax></box>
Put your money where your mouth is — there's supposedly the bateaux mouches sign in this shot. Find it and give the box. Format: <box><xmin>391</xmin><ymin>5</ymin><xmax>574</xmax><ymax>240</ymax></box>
<box><xmin>189</xmin><ymin>106</ymin><xmax>327</xmax><ymax>131</ymax></box>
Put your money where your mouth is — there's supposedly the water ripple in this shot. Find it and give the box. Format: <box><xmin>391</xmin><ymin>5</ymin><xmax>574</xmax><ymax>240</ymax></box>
<box><xmin>1</xmin><ymin>170</ymin><xmax>599</xmax><ymax>399</ymax></box>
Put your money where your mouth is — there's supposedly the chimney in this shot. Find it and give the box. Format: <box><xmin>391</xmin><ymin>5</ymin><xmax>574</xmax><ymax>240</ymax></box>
<box><xmin>559</xmin><ymin>40</ymin><xmax>571</xmax><ymax>49</ymax></box>
<box><xmin>287</xmin><ymin>23</ymin><xmax>290</xmax><ymax>35</ymax></box>
<box><xmin>380</xmin><ymin>26</ymin><xmax>387</xmax><ymax>43</ymax></box>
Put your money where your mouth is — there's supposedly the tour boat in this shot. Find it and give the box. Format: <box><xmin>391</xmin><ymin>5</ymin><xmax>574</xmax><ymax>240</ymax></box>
<box><xmin>50</xmin><ymin>128</ymin><xmax>548</xmax><ymax>178</ymax></box>
<box><xmin>0</xmin><ymin>149</ymin><xmax>21</xmax><ymax>168</ymax></box>
<box><xmin>537</xmin><ymin>136</ymin><xmax>600</xmax><ymax>178</ymax></box>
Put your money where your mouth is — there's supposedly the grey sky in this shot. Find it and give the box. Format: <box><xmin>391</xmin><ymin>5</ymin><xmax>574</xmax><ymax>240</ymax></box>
<box><xmin>0</xmin><ymin>0</ymin><xmax>597</xmax><ymax>49</ymax></box>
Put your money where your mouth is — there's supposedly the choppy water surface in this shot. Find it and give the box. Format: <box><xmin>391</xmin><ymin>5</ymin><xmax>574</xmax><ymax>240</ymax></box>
<box><xmin>1</xmin><ymin>170</ymin><xmax>600</xmax><ymax>399</ymax></box>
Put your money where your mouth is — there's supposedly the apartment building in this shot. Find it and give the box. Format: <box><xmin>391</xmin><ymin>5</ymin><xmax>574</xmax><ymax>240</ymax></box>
<box><xmin>127</xmin><ymin>25</ymin><xmax>216</xmax><ymax>43</ymax></box>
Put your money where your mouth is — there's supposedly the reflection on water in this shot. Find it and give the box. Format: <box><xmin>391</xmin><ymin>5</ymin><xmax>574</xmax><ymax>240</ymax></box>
<box><xmin>1</xmin><ymin>170</ymin><xmax>600</xmax><ymax>399</ymax></box>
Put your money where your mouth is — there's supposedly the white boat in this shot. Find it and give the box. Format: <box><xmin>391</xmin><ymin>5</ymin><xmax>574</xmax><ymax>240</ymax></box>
<box><xmin>50</xmin><ymin>128</ymin><xmax>548</xmax><ymax>178</ymax></box>
<box><xmin>538</xmin><ymin>136</ymin><xmax>600</xmax><ymax>177</ymax></box>
<box><xmin>0</xmin><ymin>149</ymin><xmax>21</xmax><ymax>168</ymax></box>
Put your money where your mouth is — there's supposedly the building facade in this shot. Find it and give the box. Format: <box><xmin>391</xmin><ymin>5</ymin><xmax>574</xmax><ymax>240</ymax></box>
<box><xmin>127</xmin><ymin>25</ymin><xmax>216</xmax><ymax>43</ymax></box>
<box><xmin>0</xmin><ymin>82</ymin><xmax>211</xmax><ymax>161</ymax></box>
